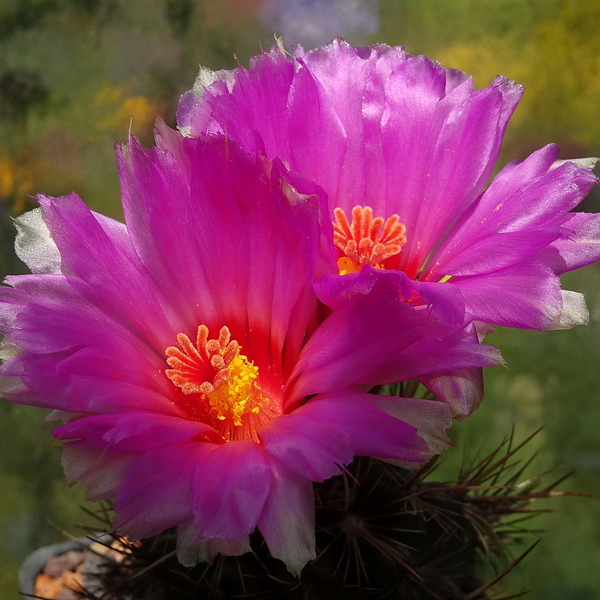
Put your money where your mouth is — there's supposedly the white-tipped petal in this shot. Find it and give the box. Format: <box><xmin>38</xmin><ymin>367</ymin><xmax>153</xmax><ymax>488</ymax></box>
<box><xmin>547</xmin><ymin>290</ymin><xmax>589</xmax><ymax>330</ymax></box>
<box><xmin>13</xmin><ymin>206</ymin><xmax>61</xmax><ymax>274</ymax></box>
<box><xmin>175</xmin><ymin>522</ymin><xmax>251</xmax><ymax>567</ymax></box>
<box><xmin>552</xmin><ymin>157</ymin><xmax>599</xmax><ymax>171</ymax></box>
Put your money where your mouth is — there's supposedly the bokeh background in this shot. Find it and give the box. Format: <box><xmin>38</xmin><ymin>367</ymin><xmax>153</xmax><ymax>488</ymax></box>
<box><xmin>1</xmin><ymin>0</ymin><xmax>600</xmax><ymax>597</ymax></box>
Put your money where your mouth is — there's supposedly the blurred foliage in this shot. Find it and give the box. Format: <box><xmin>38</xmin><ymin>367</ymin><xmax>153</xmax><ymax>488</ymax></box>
<box><xmin>0</xmin><ymin>0</ymin><xmax>267</xmax><ymax>222</ymax></box>
<box><xmin>1</xmin><ymin>0</ymin><xmax>600</xmax><ymax>598</ymax></box>
<box><xmin>379</xmin><ymin>0</ymin><xmax>600</xmax><ymax>165</ymax></box>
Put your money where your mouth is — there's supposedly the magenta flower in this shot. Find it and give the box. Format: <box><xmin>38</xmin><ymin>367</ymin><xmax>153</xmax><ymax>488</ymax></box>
<box><xmin>178</xmin><ymin>39</ymin><xmax>599</xmax><ymax>414</ymax></box>
<box><xmin>0</xmin><ymin>128</ymin><xmax>500</xmax><ymax>573</ymax></box>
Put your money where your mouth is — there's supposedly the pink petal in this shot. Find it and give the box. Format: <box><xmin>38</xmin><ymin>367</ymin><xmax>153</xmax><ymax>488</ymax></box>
<box><xmin>53</xmin><ymin>412</ymin><xmax>222</xmax><ymax>452</ymax></box>
<box><xmin>61</xmin><ymin>440</ymin><xmax>138</xmax><ymax>502</ymax></box>
<box><xmin>117</xmin><ymin>135</ymin><xmax>322</xmax><ymax>378</ymax></box>
<box><xmin>256</xmin><ymin>452</ymin><xmax>315</xmax><ymax>576</ymax></box>
<box><xmin>298</xmin><ymin>388</ymin><xmax>429</xmax><ymax>462</ymax></box>
<box><xmin>538</xmin><ymin>212</ymin><xmax>600</xmax><ymax>274</ymax></box>
<box><xmin>259</xmin><ymin>412</ymin><xmax>353</xmax><ymax>482</ymax></box>
<box><xmin>453</xmin><ymin>260</ymin><xmax>563</xmax><ymax>329</ymax></box>
<box><xmin>113</xmin><ymin>443</ymin><xmax>217</xmax><ymax>540</ymax></box>
<box><xmin>421</xmin><ymin>367</ymin><xmax>485</xmax><ymax>418</ymax></box>
<box><xmin>367</xmin><ymin>395</ymin><xmax>453</xmax><ymax>463</ymax></box>
<box><xmin>291</xmin><ymin>274</ymin><xmax>501</xmax><ymax>403</ymax></box>
<box><xmin>192</xmin><ymin>439</ymin><xmax>271</xmax><ymax>540</ymax></box>
<box><xmin>430</xmin><ymin>145</ymin><xmax>598</xmax><ymax>277</ymax></box>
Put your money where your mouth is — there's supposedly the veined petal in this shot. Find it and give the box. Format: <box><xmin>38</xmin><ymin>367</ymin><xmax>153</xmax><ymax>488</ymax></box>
<box><xmin>38</xmin><ymin>193</ymin><xmax>175</xmax><ymax>348</ymax></box>
<box><xmin>53</xmin><ymin>412</ymin><xmax>222</xmax><ymax>452</ymax></box>
<box><xmin>117</xmin><ymin>135</ymin><xmax>322</xmax><ymax>378</ymax></box>
<box><xmin>178</xmin><ymin>39</ymin><xmax>597</xmax><ymax>342</ymax></box>
<box><xmin>61</xmin><ymin>440</ymin><xmax>138</xmax><ymax>502</ymax></box>
<box><xmin>394</xmin><ymin>76</ymin><xmax>523</xmax><ymax>271</ymax></box>
<box><xmin>453</xmin><ymin>260</ymin><xmax>563</xmax><ymax>329</ymax></box>
<box><xmin>0</xmin><ymin>277</ymin><xmax>181</xmax><ymax>414</ymax></box>
<box><xmin>256</xmin><ymin>453</ymin><xmax>315</xmax><ymax>577</ymax></box>
<box><xmin>192</xmin><ymin>439</ymin><xmax>271</xmax><ymax>540</ymax></box>
<box><xmin>259</xmin><ymin>412</ymin><xmax>353</xmax><ymax>482</ymax></box>
<box><xmin>178</xmin><ymin>47</ymin><xmax>295</xmax><ymax>157</ymax></box>
<box><xmin>113</xmin><ymin>443</ymin><xmax>216</xmax><ymax>540</ymax></box>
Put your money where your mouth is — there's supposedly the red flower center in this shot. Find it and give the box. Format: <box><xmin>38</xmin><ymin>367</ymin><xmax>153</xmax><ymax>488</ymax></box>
<box><xmin>165</xmin><ymin>325</ymin><xmax>279</xmax><ymax>442</ymax></box>
<box><xmin>333</xmin><ymin>205</ymin><xmax>407</xmax><ymax>274</ymax></box>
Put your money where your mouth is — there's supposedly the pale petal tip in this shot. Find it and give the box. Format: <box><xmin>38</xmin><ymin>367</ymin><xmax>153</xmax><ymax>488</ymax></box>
<box><xmin>0</xmin><ymin>338</ymin><xmax>22</xmax><ymax>362</ymax></box>
<box><xmin>552</xmin><ymin>157</ymin><xmax>600</xmax><ymax>171</ymax></box>
<box><xmin>13</xmin><ymin>206</ymin><xmax>62</xmax><ymax>274</ymax></box>
<box><xmin>547</xmin><ymin>290</ymin><xmax>589</xmax><ymax>330</ymax></box>
<box><xmin>176</xmin><ymin>522</ymin><xmax>252</xmax><ymax>567</ymax></box>
<box><xmin>191</xmin><ymin>65</ymin><xmax>236</xmax><ymax>99</ymax></box>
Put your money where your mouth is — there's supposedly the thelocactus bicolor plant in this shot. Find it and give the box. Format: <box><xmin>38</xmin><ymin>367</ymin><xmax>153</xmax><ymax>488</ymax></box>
<box><xmin>0</xmin><ymin>39</ymin><xmax>597</xmax><ymax>576</ymax></box>
<box><xmin>0</xmin><ymin>129</ymin><xmax>499</xmax><ymax>574</ymax></box>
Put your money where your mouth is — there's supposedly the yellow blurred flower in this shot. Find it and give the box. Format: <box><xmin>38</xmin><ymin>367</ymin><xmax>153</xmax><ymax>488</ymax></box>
<box><xmin>92</xmin><ymin>86</ymin><xmax>157</xmax><ymax>138</ymax></box>
<box><xmin>0</xmin><ymin>157</ymin><xmax>33</xmax><ymax>213</ymax></box>
<box><xmin>436</xmin><ymin>6</ymin><xmax>600</xmax><ymax>153</ymax></box>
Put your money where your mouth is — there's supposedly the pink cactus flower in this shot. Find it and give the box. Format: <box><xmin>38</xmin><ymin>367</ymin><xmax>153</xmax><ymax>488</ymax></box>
<box><xmin>0</xmin><ymin>128</ymin><xmax>500</xmax><ymax>574</ymax></box>
<box><xmin>178</xmin><ymin>39</ymin><xmax>600</xmax><ymax>402</ymax></box>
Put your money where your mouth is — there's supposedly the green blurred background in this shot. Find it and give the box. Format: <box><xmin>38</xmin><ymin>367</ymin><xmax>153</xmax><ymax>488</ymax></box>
<box><xmin>1</xmin><ymin>0</ymin><xmax>599</xmax><ymax>597</ymax></box>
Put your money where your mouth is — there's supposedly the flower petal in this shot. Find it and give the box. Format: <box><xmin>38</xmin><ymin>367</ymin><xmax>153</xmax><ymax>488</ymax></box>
<box><xmin>430</xmin><ymin>144</ymin><xmax>599</xmax><ymax>278</ymax></box>
<box><xmin>453</xmin><ymin>260</ymin><xmax>563</xmax><ymax>329</ymax></box>
<box><xmin>537</xmin><ymin>212</ymin><xmax>600</xmax><ymax>274</ymax></box>
<box><xmin>38</xmin><ymin>193</ymin><xmax>174</xmax><ymax>348</ymax></box>
<box><xmin>178</xmin><ymin>47</ymin><xmax>295</xmax><ymax>157</ymax></box>
<box><xmin>117</xmin><ymin>134</ymin><xmax>322</xmax><ymax>377</ymax></box>
<box><xmin>13</xmin><ymin>207</ymin><xmax>62</xmax><ymax>274</ymax></box>
<box><xmin>53</xmin><ymin>412</ymin><xmax>221</xmax><ymax>452</ymax></box>
<box><xmin>421</xmin><ymin>367</ymin><xmax>485</xmax><ymax>418</ymax></box>
<box><xmin>367</xmin><ymin>395</ymin><xmax>453</xmax><ymax>463</ymax></box>
<box><xmin>299</xmin><ymin>388</ymin><xmax>429</xmax><ymax>462</ymax></box>
<box><xmin>292</xmin><ymin>274</ymin><xmax>501</xmax><ymax>403</ymax></box>
<box><xmin>113</xmin><ymin>443</ymin><xmax>217</xmax><ymax>540</ymax></box>
<box><xmin>192</xmin><ymin>439</ymin><xmax>271</xmax><ymax>540</ymax></box>
<box><xmin>0</xmin><ymin>275</ymin><xmax>180</xmax><ymax>414</ymax></box>
<box><xmin>257</xmin><ymin>452</ymin><xmax>315</xmax><ymax>576</ymax></box>
<box><xmin>259</xmin><ymin>412</ymin><xmax>353</xmax><ymax>482</ymax></box>
<box><xmin>61</xmin><ymin>440</ymin><xmax>138</xmax><ymax>502</ymax></box>
<box><xmin>546</xmin><ymin>290</ymin><xmax>589</xmax><ymax>330</ymax></box>
<box><xmin>176</xmin><ymin>521</ymin><xmax>251</xmax><ymax>567</ymax></box>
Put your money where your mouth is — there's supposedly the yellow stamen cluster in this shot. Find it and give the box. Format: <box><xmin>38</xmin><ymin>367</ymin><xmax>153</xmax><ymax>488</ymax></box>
<box><xmin>203</xmin><ymin>352</ymin><xmax>260</xmax><ymax>426</ymax></box>
<box><xmin>165</xmin><ymin>325</ymin><xmax>268</xmax><ymax>431</ymax></box>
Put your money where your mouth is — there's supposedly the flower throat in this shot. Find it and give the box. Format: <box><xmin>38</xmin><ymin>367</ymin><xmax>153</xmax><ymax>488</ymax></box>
<box><xmin>164</xmin><ymin>325</ymin><xmax>277</xmax><ymax>442</ymax></box>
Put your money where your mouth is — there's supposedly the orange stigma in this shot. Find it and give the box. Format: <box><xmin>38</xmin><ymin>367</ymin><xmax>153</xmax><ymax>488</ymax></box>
<box><xmin>333</xmin><ymin>206</ymin><xmax>407</xmax><ymax>275</ymax></box>
<box><xmin>165</xmin><ymin>325</ymin><xmax>278</xmax><ymax>441</ymax></box>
